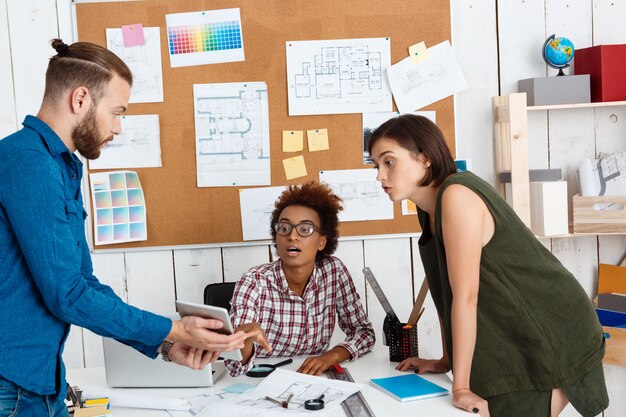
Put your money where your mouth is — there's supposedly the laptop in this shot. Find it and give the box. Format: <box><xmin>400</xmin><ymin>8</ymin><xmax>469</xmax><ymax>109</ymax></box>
<box><xmin>102</xmin><ymin>338</ymin><xmax>226</xmax><ymax>388</ymax></box>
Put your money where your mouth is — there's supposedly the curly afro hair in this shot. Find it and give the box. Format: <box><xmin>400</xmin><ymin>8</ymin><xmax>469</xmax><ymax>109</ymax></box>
<box><xmin>270</xmin><ymin>181</ymin><xmax>343</xmax><ymax>262</ymax></box>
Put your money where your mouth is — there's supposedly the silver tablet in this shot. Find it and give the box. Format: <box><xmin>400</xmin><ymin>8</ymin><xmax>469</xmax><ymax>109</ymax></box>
<box><xmin>175</xmin><ymin>300</ymin><xmax>243</xmax><ymax>361</ymax></box>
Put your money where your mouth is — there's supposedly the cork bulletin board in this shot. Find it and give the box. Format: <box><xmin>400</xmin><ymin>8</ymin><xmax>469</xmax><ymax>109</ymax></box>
<box><xmin>76</xmin><ymin>0</ymin><xmax>454</xmax><ymax>248</ymax></box>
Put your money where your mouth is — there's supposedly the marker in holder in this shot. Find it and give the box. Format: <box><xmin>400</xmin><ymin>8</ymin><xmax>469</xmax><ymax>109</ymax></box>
<box><xmin>383</xmin><ymin>315</ymin><xmax>418</xmax><ymax>362</ymax></box>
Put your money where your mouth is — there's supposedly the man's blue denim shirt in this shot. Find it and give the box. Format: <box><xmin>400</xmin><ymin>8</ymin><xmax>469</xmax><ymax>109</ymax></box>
<box><xmin>0</xmin><ymin>116</ymin><xmax>171</xmax><ymax>396</ymax></box>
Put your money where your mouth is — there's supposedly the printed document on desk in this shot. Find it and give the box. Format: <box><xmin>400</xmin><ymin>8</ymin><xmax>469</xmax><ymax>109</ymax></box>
<box><xmin>194</xmin><ymin>369</ymin><xmax>361</xmax><ymax>417</ymax></box>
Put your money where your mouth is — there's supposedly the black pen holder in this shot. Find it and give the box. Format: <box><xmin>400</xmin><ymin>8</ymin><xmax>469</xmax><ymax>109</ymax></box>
<box><xmin>383</xmin><ymin>315</ymin><xmax>419</xmax><ymax>362</ymax></box>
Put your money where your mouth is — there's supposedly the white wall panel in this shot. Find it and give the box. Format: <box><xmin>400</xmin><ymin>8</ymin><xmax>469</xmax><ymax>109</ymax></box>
<box><xmin>125</xmin><ymin>251</ymin><xmax>176</xmax><ymax>315</ymax></box>
<box><xmin>334</xmin><ymin>240</ymin><xmax>366</xmax><ymax>309</ymax></box>
<box><xmin>363</xmin><ymin>238</ymin><xmax>413</xmax><ymax>348</ymax></box>
<box><xmin>78</xmin><ymin>252</ymin><xmax>128</xmax><ymax>368</ymax></box>
<box><xmin>91</xmin><ymin>252</ymin><xmax>127</xmax><ymax>300</ymax></box>
<box><xmin>451</xmin><ymin>0</ymin><xmax>499</xmax><ymax>184</ymax></box>
<box><xmin>498</xmin><ymin>1</ymin><xmax>549</xmax><ymax>170</ymax></box>
<box><xmin>56</xmin><ymin>0</ymin><xmax>74</xmax><ymax>42</ymax></box>
<box><xmin>222</xmin><ymin>245</ymin><xmax>270</xmax><ymax>282</ymax></box>
<box><xmin>604</xmin><ymin>364</ymin><xmax>626</xmax><ymax>417</ymax></box>
<box><xmin>592</xmin><ymin>0</ymin><xmax>626</xmax><ymax>45</ymax></box>
<box><xmin>6</xmin><ymin>1</ymin><xmax>58</xmax><ymax>120</ymax></box>
<box><xmin>411</xmin><ymin>238</ymin><xmax>443</xmax><ymax>359</ymax></box>
<box><xmin>0</xmin><ymin>0</ymin><xmax>17</xmax><ymax>138</ymax></box>
<box><xmin>551</xmin><ymin>236</ymin><xmax>599</xmax><ymax>297</ymax></box>
<box><xmin>329</xmin><ymin>240</ymin><xmax>366</xmax><ymax>348</ymax></box>
<box><xmin>174</xmin><ymin>248</ymin><xmax>223</xmax><ymax>305</ymax></box>
<box><xmin>497</xmin><ymin>0</ymin><xmax>547</xmax><ymax>93</ymax></box>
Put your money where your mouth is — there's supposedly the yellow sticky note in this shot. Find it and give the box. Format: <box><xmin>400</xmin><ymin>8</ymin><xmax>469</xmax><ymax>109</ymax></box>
<box><xmin>282</xmin><ymin>130</ymin><xmax>304</xmax><ymax>152</ymax></box>
<box><xmin>307</xmin><ymin>128</ymin><xmax>330</xmax><ymax>152</ymax></box>
<box><xmin>408</xmin><ymin>41</ymin><xmax>429</xmax><ymax>64</ymax></box>
<box><xmin>403</xmin><ymin>199</ymin><xmax>417</xmax><ymax>215</ymax></box>
<box><xmin>282</xmin><ymin>155</ymin><xmax>307</xmax><ymax>180</ymax></box>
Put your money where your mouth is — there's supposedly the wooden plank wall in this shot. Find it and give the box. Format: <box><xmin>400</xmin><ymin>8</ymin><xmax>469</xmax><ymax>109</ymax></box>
<box><xmin>1</xmin><ymin>1</ymin><xmax>625</xmax><ymax>415</ymax></box>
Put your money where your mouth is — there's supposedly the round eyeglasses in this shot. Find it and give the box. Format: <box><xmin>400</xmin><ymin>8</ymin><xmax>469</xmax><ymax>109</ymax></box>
<box><xmin>274</xmin><ymin>222</ymin><xmax>319</xmax><ymax>237</ymax></box>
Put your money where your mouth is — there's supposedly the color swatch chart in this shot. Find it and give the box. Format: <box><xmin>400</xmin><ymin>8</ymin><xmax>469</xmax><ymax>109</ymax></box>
<box><xmin>90</xmin><ymin>171</ymin><xmax>147</xmax><ymax>245</ymax></box>
<box><xmin>166</xmin><ymin>8</ymin><xmax>244</xmax><ymax>67</ymax></box>
<box><xmin>168</xmin><ymin>21</ymin><xmax>241</xmax><ymax>54</ymax></box>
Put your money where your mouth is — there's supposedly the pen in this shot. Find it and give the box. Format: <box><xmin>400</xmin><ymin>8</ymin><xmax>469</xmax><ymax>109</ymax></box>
<box><xmin>332</xmin><ymin>363</ymin><xmax>344</xmax><ymax>374</ymax></box>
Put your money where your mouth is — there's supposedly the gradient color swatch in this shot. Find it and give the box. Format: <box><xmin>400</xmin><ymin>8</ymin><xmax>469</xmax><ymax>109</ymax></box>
<box><xmin>168</xmin><ymin>21</ymin><xmax>241</xmax><ymax>55</ymax></box>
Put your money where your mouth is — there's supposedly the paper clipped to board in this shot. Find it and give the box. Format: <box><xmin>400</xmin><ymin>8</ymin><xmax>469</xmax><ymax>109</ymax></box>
<box><xmin>386</xmin><ymin>40</ymin><xmax>467</xmax><ymax>112</ymax></box>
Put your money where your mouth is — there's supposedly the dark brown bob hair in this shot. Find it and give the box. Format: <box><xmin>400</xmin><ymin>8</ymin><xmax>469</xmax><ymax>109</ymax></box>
<box><xmin>368</xmin><ymin>114</ymin><xmax>456</xmax><ymax>187</ymax></box>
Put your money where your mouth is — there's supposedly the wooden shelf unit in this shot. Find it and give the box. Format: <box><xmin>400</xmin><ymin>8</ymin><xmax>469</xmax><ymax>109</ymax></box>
<box><xmin>492</xmin><ymin>93</ymin><xmax>626</xmax><ymax>236</ymax></box>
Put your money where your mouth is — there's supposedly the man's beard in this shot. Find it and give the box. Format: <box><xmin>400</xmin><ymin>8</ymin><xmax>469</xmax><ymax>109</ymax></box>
<box><xmin>72</xmin><ymin>106</ymin><xmax>112</xmax><ymax>160</ymax></box>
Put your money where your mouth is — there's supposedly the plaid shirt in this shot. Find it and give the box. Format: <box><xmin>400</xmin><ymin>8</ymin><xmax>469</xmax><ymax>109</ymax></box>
<box><xmin>225</xmin><ymin>256</ymin><xmax>375</xmax><ymax>376</ymax></box>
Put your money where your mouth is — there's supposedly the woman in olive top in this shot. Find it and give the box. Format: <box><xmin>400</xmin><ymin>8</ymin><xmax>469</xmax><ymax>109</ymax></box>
<box><xmin>368</xmin><ymin>114</ymin><xmax>608</xmax><ymax>417</ymax></box>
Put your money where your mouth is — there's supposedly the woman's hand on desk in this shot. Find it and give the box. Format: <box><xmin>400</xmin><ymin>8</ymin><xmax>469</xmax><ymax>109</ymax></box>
<box><xmin>395</xmin><ymin>357</ymin><xmax>451</xmax><ymax>373</ymax></box>
<box><xmin>169</xmin><ymin>316</ymin><xmax>247</xmax><ymax>352</ymax></box>
<box><xmin>452</xmin><ymin>389</ymin><xmax>490</xmax><ymax>417</ymax></box>
<box><xmin>169</xmin><ymin>343</ymin><xmax>220</xmax><ymax>370</ymax></box>
<box><xmin>298</xmin><ymin>346</ymin><xmax>351</xmax><ymax>376</ymax></box>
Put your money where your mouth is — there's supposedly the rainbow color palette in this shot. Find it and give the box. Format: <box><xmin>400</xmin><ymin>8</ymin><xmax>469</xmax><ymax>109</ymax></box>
<box><xmin>89</xmin><ymin>171</ymin><xmax>147</xmax><ymax>245</ymax></box>
<box><xmin>166</xmin><ymin>8</ymin><xmax>244</xmax><ymax>68</ymax></box>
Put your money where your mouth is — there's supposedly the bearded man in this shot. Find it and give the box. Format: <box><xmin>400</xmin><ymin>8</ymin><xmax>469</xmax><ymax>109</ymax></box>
<box><xmin>0</xmin><ymin>39</ymin><xmax>260</xmax><ymax>417</ymax></box>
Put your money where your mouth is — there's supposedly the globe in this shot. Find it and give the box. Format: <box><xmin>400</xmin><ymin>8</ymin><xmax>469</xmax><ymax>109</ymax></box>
<box><xmin>542</xmin><ymin>34</ymin><xmax>575</xmax><ymax>76</ymax></box>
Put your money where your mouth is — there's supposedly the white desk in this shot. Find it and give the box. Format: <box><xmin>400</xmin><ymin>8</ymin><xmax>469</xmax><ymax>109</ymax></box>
<box><xmin>66</xmin><ymin>346</ymin><xmax>467</xmax><ymax>416</ymax></box>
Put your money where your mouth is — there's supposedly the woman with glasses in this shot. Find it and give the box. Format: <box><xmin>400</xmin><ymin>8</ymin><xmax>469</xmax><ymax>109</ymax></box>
<box><xmin>225</xmin><ymin>182</ymin><xmax>375</xmax><ymax>377</ymax></box>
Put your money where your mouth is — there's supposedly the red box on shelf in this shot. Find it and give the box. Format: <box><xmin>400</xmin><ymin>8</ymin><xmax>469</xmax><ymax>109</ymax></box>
<box><xmin>574</xmin><ymin>44</ymin><xmax>626</xmax><ymax>102</ymax></box>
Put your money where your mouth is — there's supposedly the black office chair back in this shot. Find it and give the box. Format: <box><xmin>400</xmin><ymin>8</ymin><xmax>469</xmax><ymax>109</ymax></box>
<box><xmin>203</xmin><ymin>282</ymin><xmax>236</xmax><ymax>312</ymax></box>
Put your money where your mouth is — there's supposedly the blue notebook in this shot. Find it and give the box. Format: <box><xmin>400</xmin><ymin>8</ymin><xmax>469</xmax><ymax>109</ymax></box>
<box><xmin>370</xmin><ymin>374</ymin><xmax>449</xmax><ymax>402</ymax></box>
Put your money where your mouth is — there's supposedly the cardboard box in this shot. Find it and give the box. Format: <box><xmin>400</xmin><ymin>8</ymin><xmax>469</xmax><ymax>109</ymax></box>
<box><xmin>572</xmin><ymin>194</ymin><xmax>626</xmax><ymax>234</ymax></box>
<box><xmin>518</xmin><ymin>75</ymin><xmax>590</xmax><ymax>106</ymax></box>
<box><xmin>574</xmin><ymin>44</ymin><xmax>626</xmax><ymax>102</ymax></box>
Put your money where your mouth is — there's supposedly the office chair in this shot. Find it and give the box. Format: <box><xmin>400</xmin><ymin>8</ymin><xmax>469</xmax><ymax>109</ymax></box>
<box><xmin>203</xmin><ymin>282</ymin><xmax>236</xmax><ymax>312</ymax></box>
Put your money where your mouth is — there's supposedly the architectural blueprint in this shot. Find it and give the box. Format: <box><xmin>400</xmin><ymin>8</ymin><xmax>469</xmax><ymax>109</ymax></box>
<box><xmin>239</xmin><ymin>186</ymin><xmax>287</xmax><ymax>241</ymax></box>
<box><xmin>286</xmin><ymin>38</ymin><xmax>392</xmax><ymax>115</ymax></box>
<box><xmin>195</xmin><ymin>369</ymin><xmax>361</xmax><ymax>417</ymax></box>
<box><xmin>106</xmin><ymin>27</ymin><xmax>164</xmax><ymax>103</ymax></box>
<box><xmin>89</xmin><ymin>115</ymin><xmax>161</xmax><ymax>170</ymax></box>
<box><xmin>386</xmin><ymin>40</ymin><xmax>466</xmax><ymax>112</ymax></box>
<box><xmin>319</xmin><ymin>169</ymin><xmax>393</xmax><ymax>222</ymax></box>
<box><xmin>193</xmin><ymin>82</ymin><xmax>271</xmax><ymax>187</ymax></box>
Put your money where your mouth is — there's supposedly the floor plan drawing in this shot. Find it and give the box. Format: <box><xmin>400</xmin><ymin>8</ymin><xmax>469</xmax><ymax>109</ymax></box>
<box><xmin>193</xmin><ymin>82</ymin><xmax>271</xmax><ymax>187</ymax></box>
<box><xmin>286</xmin><ymin>38</ymin><xmax>392</xmax><ymax>115</ymax></box>
<box><xmin>194</xmin><ymin>369</ymin><xmax>361</xmax><ymax>417</ymax></box>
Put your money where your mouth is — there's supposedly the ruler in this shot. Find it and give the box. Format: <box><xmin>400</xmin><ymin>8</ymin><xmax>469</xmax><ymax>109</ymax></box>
<box><xmin>327</xmin><ymin>367</ymin><xmax>376</xmax><ymax>417</ymax></box>
<box><xmin>362</xmin><ymin>267</ymin><xmax>399</xmax><ymax>322</ymax></box>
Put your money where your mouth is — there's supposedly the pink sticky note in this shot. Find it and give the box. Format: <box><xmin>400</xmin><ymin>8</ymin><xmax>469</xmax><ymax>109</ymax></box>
<box><xmin>121</xmin><ymin>23</ymin><xmax>145</xmax><ymax>47</ymax></box>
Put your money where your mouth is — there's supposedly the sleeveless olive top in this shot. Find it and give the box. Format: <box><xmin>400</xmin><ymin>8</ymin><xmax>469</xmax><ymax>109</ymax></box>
<box><xmin>418</xmin><ymin>171</ymin><xmax>604</xmax><ymax>398</ymax></box>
